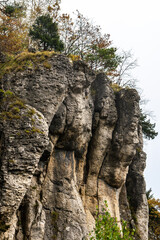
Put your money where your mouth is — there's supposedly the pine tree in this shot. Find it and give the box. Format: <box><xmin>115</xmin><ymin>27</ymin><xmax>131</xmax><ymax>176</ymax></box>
<box><xmin>29</xmin><ymin>14</ymin><xmax>64</xmax><ymax>51</ymax></box>
<box><xmin>140</xmin><ymin>111</ymin><xmax>158</xmax><ymax>140</ymax></box>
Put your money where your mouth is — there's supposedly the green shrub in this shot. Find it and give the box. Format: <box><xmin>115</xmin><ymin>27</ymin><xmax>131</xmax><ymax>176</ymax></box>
<box><xmin>89</xmin><ymin>201</ymin><xmax>134</xmax><ymax>240</ymax></box>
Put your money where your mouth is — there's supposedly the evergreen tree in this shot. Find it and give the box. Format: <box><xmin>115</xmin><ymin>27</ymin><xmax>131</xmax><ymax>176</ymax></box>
<box><xmin>140</xmin><ymin>111</ymin><xmax>158</xmax><ymax>140</ymax></box>
<box><xmin>29</xmin><ymin>14</ymin><xmax>64</xmax><ymax>51</ymax></box>
<box><xmin>146</xmin><ymin>188</ymin><xmax>154</xmax><ymax>200</ymax></box>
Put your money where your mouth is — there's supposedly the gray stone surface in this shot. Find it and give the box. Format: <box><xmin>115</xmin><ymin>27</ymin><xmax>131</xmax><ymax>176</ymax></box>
<box><xmin>0</xmin><ymin>54</ymin><xmax>148</xmax><ymax>239</ymax></box>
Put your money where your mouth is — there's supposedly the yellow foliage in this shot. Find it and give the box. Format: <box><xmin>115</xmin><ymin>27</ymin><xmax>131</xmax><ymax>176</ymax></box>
<box><xmin>0</xmin><ymin>12</ymin><xmax>28</xmax><ymax>54</ymax></box>
<box><xmin>148</xmin><ymin>198</ymin><xmax>160</xmax><ymax>237</ymax></box>
<box><xmin>68</xmin><ymin>54</ymin><xmax>80</xmax><ymax>62</ymax></box>
<box><xmin>110</xmin><ymin>83</ymin><xmax>122</xmax><ymax>92</ymax></box>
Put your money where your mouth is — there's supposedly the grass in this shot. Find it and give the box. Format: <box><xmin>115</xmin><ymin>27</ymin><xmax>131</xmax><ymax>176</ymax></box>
<box><xmin>0</xmin><ymin>89</ymin><xmax>45</xmax><ymax>135</ymax></box>
<box><xmin>43</xmin><ymin>60</ymin><xmax>52</xmax><ymax>69</ymax></box>
<box><xmin>0</xmin><ymin>89</ymin><xmax>26</xmax><ymax>120</ymax></box>
<box><xmin>24</xmin><ymin>127</ymin><xmax>44</xmax><ymax>135</ymax></box>
<box><xmin>27</xmin><ymin>108</ymin><xmax>36</xmax><ymax>116</ymax></box>
<box><xmin>0</xmin><ymin>50</ymin><xmax>56</xmax><ymax>79</ymax></box>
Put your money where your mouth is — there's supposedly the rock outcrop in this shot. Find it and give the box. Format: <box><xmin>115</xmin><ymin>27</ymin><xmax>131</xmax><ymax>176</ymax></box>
<box><xmin>0</xmin><ymin>53</ymin><xmax>148</xmax><ymax>240</ymax></box>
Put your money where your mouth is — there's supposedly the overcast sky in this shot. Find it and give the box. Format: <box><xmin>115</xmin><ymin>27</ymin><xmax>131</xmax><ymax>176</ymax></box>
<box><xmin>61</xmin><ymin>0</ymin><xmax>160</xmax><ymax>199</ymax></box>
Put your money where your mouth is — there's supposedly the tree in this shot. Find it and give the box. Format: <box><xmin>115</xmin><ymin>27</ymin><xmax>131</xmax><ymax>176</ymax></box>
<box><xmin>139</xmin><ymin>111</ymin><xmax>158</xmax><ymax>140</ymax></box>
<box><xmin>57</xmin><ymin>10</ymin><xmax>121</xmax><ymax>73</ymax></box>
<box><xmin>0</xmin><ymin>1</ymin><xmax>28</xmax><ymax>53</ymax></box>
<box><xmin>146</xmin><ymin>189</ymin><xmax>160</xmax><ymax>238</ymax></box>
<box><xmin>25</xmin><ymin>0</ymin><xmax>61</xmax><ymax>24</ymax></box>
<box><xmin>146</xmin><ymin>188</ymin><xmax>154</xmax><ymax>200</ymax></box>
<box><xmin>29</xmin><ymin>14</ymin><xmax>64</xmax><ymax>51</ymax></box>
<box><xmin>58</xmin><ymin>13</ymin><xmax>77</xmax><ymax>55</ymax></box>
<box><xmin>148</xmin><ymin>198</ymin><xmax>160</xmax><ymax>237</ymax></box>
<box><xmin>85</xmin><ymin>44</ymin><xmax>121</xmax><ymax>73</ymax></box>
<box><xmin>89</xmin><ymin>201</ymin><xmax>134</xmax><ymax>240</ymax></box>
<box><xmin>112</xmin><ymin>50</ymin><xmax>138</xmax><ymax>88</ymax></box>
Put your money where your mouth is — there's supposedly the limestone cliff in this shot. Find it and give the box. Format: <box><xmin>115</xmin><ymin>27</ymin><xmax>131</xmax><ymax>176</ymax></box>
<box><xmin>0</xmin><ymin>53</ymin><xmax>148</xmax><ymax>240</ymax></box>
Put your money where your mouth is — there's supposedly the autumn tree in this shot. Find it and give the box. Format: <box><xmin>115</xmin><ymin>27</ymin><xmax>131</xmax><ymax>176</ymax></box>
<box><xmin>112</xmin><ymin>50</ymin><xmax>138</xmax><ymax>87</ymax></box>
<box><xmin>29</xmin><ymin>14</ymin><xmax>64</xmax><ymax>51</ymax></box>
<box><xmin>25</xmin><ymin>0</ymin><xmax>61</xmax><ymax>23</ymax></box>
<box><xmin>56</xmin><ymin>10</ymin><xmax>121</xmax><ymax>74</ymax></box>
<box><xmin>146</xmin><ymin>189</ymin><xmax>160</xmax><ymax>238</ymax></box>
<box><xmin>58</xmin><ymin>13</ymin><xmax>77</xmax><ymax>55</ymax></box>
<box><xmin>0</xmin><ymin>1</ymin><xmax>28</xmax><ymax>54</ymax></box>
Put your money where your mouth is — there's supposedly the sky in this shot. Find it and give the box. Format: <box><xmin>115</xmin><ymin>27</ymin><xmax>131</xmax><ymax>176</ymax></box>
<box><xmin>61</xmin><ymin>0</ymin><xmax>160</xmax><ymax>199</ymax></box>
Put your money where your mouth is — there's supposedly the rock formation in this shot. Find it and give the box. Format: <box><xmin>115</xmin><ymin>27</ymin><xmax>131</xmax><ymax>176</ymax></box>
<box><xmin>0</xmin><ymin>53</ymin><xmax>148</xmax><ymax>240</ymax></box>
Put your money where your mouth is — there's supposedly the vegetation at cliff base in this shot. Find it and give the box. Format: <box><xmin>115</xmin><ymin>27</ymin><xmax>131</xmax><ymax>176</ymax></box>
<box><xmin>146</xmin><ymin>189</ymin><xmax>160</xmax><ymax>239</ymax></box>
<box><xmin>89</xmin><ymin>201</ymin><xmax>134</xmax><ymax>240</ymax></box>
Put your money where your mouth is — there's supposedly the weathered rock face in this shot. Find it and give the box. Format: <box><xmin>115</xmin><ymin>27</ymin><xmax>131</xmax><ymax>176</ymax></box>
<box><xmin>0</xmin><ymin>54</ymin><xmax>148</xmax><ymax>239</ymax></box>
